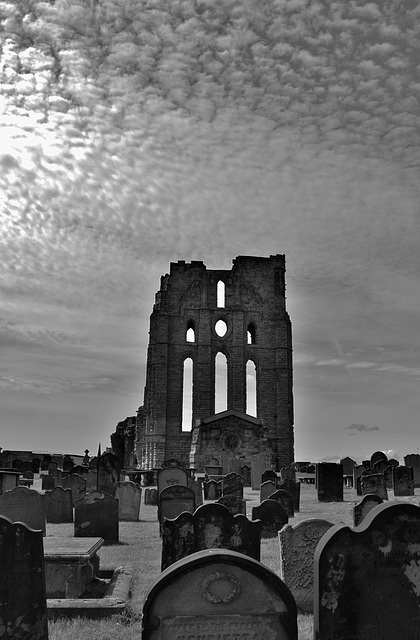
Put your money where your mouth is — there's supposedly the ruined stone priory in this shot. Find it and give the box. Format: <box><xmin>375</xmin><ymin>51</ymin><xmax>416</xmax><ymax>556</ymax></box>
<box><xmin>115</xmin><ymin>254</ymin><xmax>294</xmax><ymax>473</ymax></box>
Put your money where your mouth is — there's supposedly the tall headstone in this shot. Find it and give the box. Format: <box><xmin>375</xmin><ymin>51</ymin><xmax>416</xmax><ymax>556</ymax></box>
<box><xmin>50</xmin><ymin>468</ymin><xmax>63</xmax><ymax>487</ymax></box>
<box><xmin>142</xmin><ymin>549</ymin><xmax>298</xmax><ymax>640</ymax></box>
<box><xmin>261</xmin><ymin>469</ymin><xmax>277</xmax><ymax>485</ymax></box>
<box><xmin>404</xmin><ymin>454</ymin><xmax>420</xmax><ymax>487</ymax></box>
<box><xmin>74</xmin><ymin>490</ymin><xmax>119</xmax><ymax>542</ymax></box>
<box><xmin>63</xmin><ymin>472</ymin><xmax>86</xmax><ymax>503</ymax></box>
<box><xmin>97</xmin><ymin>452</ymin><xmax>120</xmax><ymax>495</ymax></box>
<box><xmin>279</xmin><ymin>518</ymin><xmax>334</xmax><ymax>613</ymax></box>
<box><xmin>316</xmin><ymin>463</ymin><xmax>343</xmax><ymax>502</ymax></box>
<box><xmin>277</xmin><ymin>478</ymin><xmax>301</xmax><ymax>511</ymax></box>
<box><xmin>280</xmin><ymin>465</ymin><xmax>296</xmax><ymax>481</ymax></box>
<box><xmin>353</xmin><ymin>493</ymin><xmax>383</xmax><ymax>527</ymax></box>
<box><xmin>370</xmin><ymin>450</ymin><xmax>388</xmax><ymax>468</ymax></box>
<box><xmin>45</xmin><ymin>486</ymin><xmax>73</xmax><ymax>523</ymax></box>
<box><xmin>361</xmin><ymin>472</ymin><xmax>388</xmax><ymax>500</ymax></box>
<box><xmin>0</xmin><ymin>486</ymin><xmax>46</xmax><ymax>534</ymax></box>
<box><xmin>203</xmin><ymin>479</ymin><xmax>222</xmax><ymax>501</ymax></box>
<box><xmin>222</xmin><ymin>472</ymin><xmax>243</xmax><ymax>498</ymax></box>
<box><xmin>157</xmin><ymin>466</ymin><xmax>188</xmax><ymax>495</ymax></box>
<box><xmin>260</xmin><ymin>480</ymin><xmax>277</xmax><ymax>503</ymax></box>
<box><xmin>314</xmin><ymin>502</ymin><xmax>420</xmax><ymax>640</ymax></box>
<box><xmin>268</xmin><ymin>489</ymin><xmax>294</xmax><ymax>518</ymax></box>
<box><xmin>0</xmin><ymin>516</ymin><xmax>48</xmax><ymax>640</ymax></box>
<box><xmin>114</xmin><ymin>480</ymin><xmax>141</xmax><ymax>521</ymax></box>
<box><xmin>86</xmin><ymin>469</ymin><xmax>97</xmax><ymax>492</ymax></box>
<box><xmin>393</xmin><ymin>465</ymin><xmax>414</xmax><ymax>497</ymax></box>
<box><xmin>239</xmin><ymin>464</ymin><xmax>251</xmax><ymax>487</ymax></box>
<box><xmin>251</xmin><ymin>453</ymin><xmax>271</xmax><ymax>490</ymax></box>
<box><xmin>158</xmin><ymin>485</ymin><xmax>195</xmax><ymax>525</ymax></box>
<box><xmin>252</xmin><ymin>499</ymin><xmax>288</xmax><ymax>539</ymax></box>
<box><xmin>41</xmin><ymin>474</ymin><xmax>54</xmax><ymax>491</ymax></box>
<box><xmin>188</xmin><ymin>477</ymin><xmax>203</xmax><ymax>507</ymax></box>
<box><xmin>353</xmin><ymin>464</ymin><xmax>365</xmax><ymax>496</ymax></box>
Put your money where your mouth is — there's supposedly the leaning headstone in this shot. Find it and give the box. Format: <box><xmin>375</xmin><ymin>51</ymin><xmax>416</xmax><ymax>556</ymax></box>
<box><xmin>216</xmin><ymin>494</ymin><xmax>246</xmax><ymax>516</ymax></box>
<box><xmin>222</xmin><ymin>472</ymin><xmax>243</xmax><ymax>498</ymax></box>
<box><xmin>314</xmin><ymin>502</ymin><xmax>420</xmax><ymax>640</ymax></box>
<box><xmin>251</xmin><ymin>453</ymin><xmax>271</xmax><ymax>490</ymax></box>
<box><xmin>158</xmin><ymin>485</ymin><xmax>195</xmax><ymax>525</ymax></box>
<box><xmin>45</xmin><ymin>486</ymin><xmax>73</xmax><ymax>523</ymax></box>
<box><xmin>361</xmin><ymin>472</ymin><xmax>388</xmax><ymax>500</ymax></box>
<box><xmin>260</xmin><ymin>480</ymin><xmax>277</xmax><ymax>503</ymax></box>
<box><xmin>279</xmin><ymin>518</ymin><xmax>334</xmax><ymax>613</ymax></box>
<box><xmin>316</xmin><ymin>463</ymin><xmax>343</xmax><ymax>502</ymax></box>
<box><xmin>144</xmin><ymin>488</ymin><xmax>158</xmax><ymax>505</ymax></box>
<box><xmin>143</xmin><ymin>549</ymin><xmax>298</xmax><ymax>639</ymax></box>
<box><xmin>353</xmin><ymin>493</ymin><xmax>383</xmax><ymax>527</ymax></box>
<box><xmin>97</xmin><ymin>452</ymin><xmax>120</xmax><ymax>495</ymax></box>
<box><xmin>404</xmin><ymin>454</ymin><xmax>420</xmax><ymax>487</ymax></box>
<box><xmin>203</xmin><ymin>479</ymin><xmax>222</xmax><ymax>500</ymax></box>
<box><xmin>0</xmin><ymin>516</ymin><xmax>48</xmax><ymax>639</ymax></box>
<box><xmin>74</xmin><ymin>490</ymin><xmax>119</xmax><ymax>542</ymax></box>
<box><xmin>252</xmin><ymin>499</ymin><xmax>288</xmax><ymax>539</ymax></box>
<box><xmin>0</xmin><ymin>486</ymin><xmax>46</xmax><ymax>534</ymax></box>
<box><xmin>157</xmin><ymin>466</ymin><xmax>188</xmax><ymax>495</ymax></box>
<box><xmin>114</xmin><ymin>481</ymin><xmax>141</xmax><ymax>521</ymax></box>
<box><xmin>393</xmin><ymin>465</ymin><xmax>414</xmax><ymax>497</ymax></box>
<box><xmin>268</xmin><ymin>489</ymin><xmax>294</xmax><ymax>518</ymax></box>
<box><xmin>278</xmin><ymin>478</ymin><xmax>301</xmax><ymax>511</ymax></box>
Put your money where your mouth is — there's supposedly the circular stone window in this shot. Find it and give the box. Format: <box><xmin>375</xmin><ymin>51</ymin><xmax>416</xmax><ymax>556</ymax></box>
<box><xmin>215</xmin><ymin>319</ymin><xmax>228</xmax><ymax>337</ymax></box>
<box><xmin>223</xmin><ymin>432</ymin><xmax>241</xmax><ymax>451</ymax></box>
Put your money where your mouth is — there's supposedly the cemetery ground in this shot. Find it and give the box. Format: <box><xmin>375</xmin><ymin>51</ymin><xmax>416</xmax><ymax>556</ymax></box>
<box><xmin>44</xmin><ymin>481</ymin><xmax>420</xmax><ymax>640</ymax></box>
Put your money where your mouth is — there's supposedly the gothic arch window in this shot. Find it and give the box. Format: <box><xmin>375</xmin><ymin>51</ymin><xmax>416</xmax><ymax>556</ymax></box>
<box><xmin>247</xmin><ymin>322</ymin><xmax>256</xmax><ymax>344</ymax></box>
<box><xmin>246</xmin><ymin>359</ymin><xmax>257</xmax><ymax>417</ymax></box>
<box><xmin>215</xmin><ymin>351</ymin><xmax>228</xmax><ymax>413</ymax></box>
<box><xmin>217</xmin><ymin>280</ymin><xmax>225</xmax><ymax>308</ymax></box>
<box><xmin>182</xmin><ymin>357</ymin><xmax>193</xmax><ymax>431</ymax></box>
<box><xmin>186</xmin><ymin>319</ymin><xmax>195</xmax><ymax>343</ymax></box>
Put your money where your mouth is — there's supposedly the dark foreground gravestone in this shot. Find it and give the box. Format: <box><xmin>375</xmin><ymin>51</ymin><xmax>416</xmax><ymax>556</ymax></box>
<box><xmin>45</xmin><ymin>486</ymin><xmax>73</xmax><ymax>523</ymax></box>
<box><xmin>314</xmin><ymin>502</ymin><xmax>420</xmax><ymax>640</ymax></box>
<box><xmin>0</xmin><ymin>516</ymin><xmax>48</xmax><ymax>639</ymax></box>
<box><xmin>74</xmin><ymin>490</ymin><xmax>119</xmax><ymax>542</ymax></box>
<box><xmin>353</xmin><ymin>493</ymin><xmax>383</xmax><ymax>527</ymax></box>
<box><xmin>316</xmin><ymin>463</ymin><xmax>343</xmax><ymax>502</ymax></box>
<box><xmin>142</xmin><ymin>549</ymin><xmax>298</xmax><ymax>640</ymax></box>
<box><xmin>393</xmin><ymin>465</ymin><xmax>414</xmax><ymax>497</ymax></box>
<box><xmin>0</xmin><ymin>485</ymin><xmax>46</xmax><ymax>534</ymax></box>
<box><xmin>252</xmin><ymin>499</ymin><xmax>288</xmax><ymax>539</ymax></box>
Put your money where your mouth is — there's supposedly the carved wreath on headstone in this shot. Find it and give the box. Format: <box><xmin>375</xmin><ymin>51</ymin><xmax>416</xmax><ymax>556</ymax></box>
<box><xmin>201</xmin><ymin>572</ymin><xmax>241</xmax><ymax>604</ymax></box>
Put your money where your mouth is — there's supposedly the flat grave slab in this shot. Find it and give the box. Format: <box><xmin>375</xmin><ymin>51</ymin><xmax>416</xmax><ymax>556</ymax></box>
<box><xmin>43</xmin><ymin>537</ymin><xmax>103</xmax><ymax>598</ymax></box>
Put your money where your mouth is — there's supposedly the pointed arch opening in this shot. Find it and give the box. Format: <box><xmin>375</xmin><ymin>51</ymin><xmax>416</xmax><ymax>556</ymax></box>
<box><xmin>215</xmin><ymin>351</ymin><xmax>228</xmax><ymax>413</ymax></box>
<box><xmin>246</xmin><ymin>359</ymin><xmax>257</xmax><ymax>417</ymax></box>
<box><xmin>247</xmin><ymin>323</ymin><xmax>256</xmax><ymax>344</ymax></box>
<box><xmin>186</xmin><ymin>320</ymin><xmax>195</xmax><ymax>343</ymax></box>
<box><xmin>182</xmin><ymin>357</ymin><xmax>193</xmax><ymax>431</ymax></box>
<box><xmin>217</xmin><ymin>280</ymin><xmax>225</xmax><ymax>308</ymax></box>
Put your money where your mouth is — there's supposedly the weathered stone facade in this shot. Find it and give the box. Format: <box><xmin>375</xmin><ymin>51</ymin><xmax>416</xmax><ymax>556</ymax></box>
<box><xmin>135</xmin><ymin>254</ymin><xmax>294</xmax><ymax>471</ymax></box>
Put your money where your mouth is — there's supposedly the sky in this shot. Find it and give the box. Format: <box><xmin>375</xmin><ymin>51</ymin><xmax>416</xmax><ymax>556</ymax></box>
<box><xmin>1</xmin><ymin>0</ymin><xmax>420</xmax><ymax>463</ymax></box>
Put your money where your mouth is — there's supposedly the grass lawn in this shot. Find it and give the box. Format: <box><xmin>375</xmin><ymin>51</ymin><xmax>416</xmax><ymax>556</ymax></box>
<box><xmin>46</xmin><ymin>482</ymin><xmax>420</xmax><ymax>640</ymax></box>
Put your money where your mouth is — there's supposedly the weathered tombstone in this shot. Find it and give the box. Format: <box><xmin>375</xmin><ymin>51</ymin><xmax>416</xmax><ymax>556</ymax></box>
<box><xmin>361</xmin><ymin>472</ymin><xmax>388</xmax><ymax>500</ymax></box>
<box><xmin>158</xmin><ymin>485</ymin><xmax>195</xmax><ymax>525</ymax></box>
<box><xmin>0</xmin><ymin>486</ymin><xmax>46</xmax><ymax>534</ymax></box>
<box><xmin>314</xmin><ymin>502</ymin><xmax>420</xmax><ymax>640</ymax></box>
<box><xmin>144</xmin><ymin>487</ymin><xmax>158</xmax><ymax>505</ymax></box>
<box><xmin>74</xmin><ymin>490</ymin><xmax>119</xmax><ymax>542</ymax></box>
<box><xmin>278</xmin><ymin>478</ymin><xmax>301</xmax><ymax>512</ymax></box>
<box><xmin>203</xmin><ymin>479</ymin><xmax>222</xmax><ymax>500</ymax></box>
<box><xmin>86</xmin><ymin>468</ymin><xmax>97</xmax><ymax>492</ymax></box>
<box><xmin>32</xmin><ymin>457</ymin><xmax>41</xmax><ymax>473</ymax></box>
<box><xmin>373</xmin><ymin>459</ymin><xmax>388</xmax><ymax>475</ymax></box>
<box><xmin>50</xmin><ymin>468</ymin><xmax>63</xmax><ymax>487</ymax></box>
<box><xmin>393</xmin><ymin>465</ymin><xmax>414</xmax><ymax>497</ymax></box>
<box><xmin>221</xmin><ymin>449</ymin><xmax>232</xmax><ymax>474</ymax></box>
<box><xmin>143</xmin><ymin>549</ymin><xmax>298</xmax><ymax>639</ymax></box>
<box><xmin>187</xmin><ymin>477</ymin><xmax>203</xmax><ymax>507</ymax></box>
<box><xmin>279</xmin><ymin>518</ymin><xmax>334</xmax><ymax>613</ymax></box>
<box><xmin>239</xmin><ymin>464</ymin><xmax>251</xmax><ymax>487</ymax></box>
<box><xmin>222</xmin><ymin>472</ymin><xmax>243</xmax><ymax>498</ymax></box>
<box><xmin>353</xmin><ymin>493</ymin><xmax>383</xmax><ymax>527</ymax></box>
<box><xmin>340</xmin><ymin>456</ymin><xmax>356</xmax><ymax>477</ymax></box>
<box><xmin>47</xmin><ymin>461</ymin><xmax>58</xmax><ymax>473</ymax></box>
<box><xmin>370</xmin><ymin>450</ymin><xmax>388</xmax><ymax>468</ymax></box>
<box><xmin>280</xmin><ymin>465</ymin><xmax>296</xmax><ymax>481</ymax></box>
<box><xmin>251</xmin><ymin>453</ymin><xmax>271</xmax><ymax>490</ymax></box>
<box><xmin>268</xmin><ymin>489</ymin><xmax>294</xmax><ymax>518</ymax></box>
<box><xmin>161</xmin><ymin>503</ymin><xmax>262</xmax><ymax>570</ymax></box>
<box><xmin>41</xmin><ymin>474</ymin><xmax>55</xmax><ymax>491</ymax></box>
<box><xmin>157</xmin><ymin>466</ymin><xmax>188</xmax><ymax>495</ymax></box>
<box><xmin>353</xmin><ymin>464</ymin><xmax>365</xmax><ymax>495</ymax></box>
<box><xmin>72</xmin><ymin>464</ymin><xmax>86</xmax><ymax>476</ymax></box>
<box><xmin>384</xmin><ymin>464</ymin><xmax>394</xmax><ymax>489</ymax></box>
<box><xmin>316</xmin><ymin>463</ymin><xmax>343</xmax><ymax>502</ymax></box>
<box><xmin>45</xmin><ymin>486</ymin><xmax>73</xmax><ymax>523</ymax></box>
<box><xmin>63</xmin><ymin>455</ymin><xmax>74</xmax><ymax>472</ymax></box>
<box><xmin>260</xmin><ymin>480</ymin><xmax>277</xmax><ymax>503</ymax></box>
<box><xmin>404</xmin><ymin>454</ymin><xmax>420</xmax><ymax>487</ymax></box>
<box><xmin>0</xmin><ymin>516</ymin><xmax>48</xmax><ymax>639</ymax></box>
<box><xmin>216</xmin><ymin>494</ymin><xmax>246</xmax><ymax>516</ymax></box>
<box><xmin>261</xmin><ymin>469</ymin><xmax>277</xmax><ymax>485</ymax></box>
<box><xmin>63</xmin><ymin>472</ymin><xmax>87</xmax><ymax>503</ymax></box>
<box><xmin>114</xmin><ymin>480</ymin><xmax>141</xmax><ymax>521</ymax></box>
<box><xmin>252</xmin><ymin>499</ymin><xmax>288</xmax><ymax>539</ymax></box>
<box><xmin>97</xmin><ymin>452</ymin><xmax>120</xmax><ymax>495</ymax></box>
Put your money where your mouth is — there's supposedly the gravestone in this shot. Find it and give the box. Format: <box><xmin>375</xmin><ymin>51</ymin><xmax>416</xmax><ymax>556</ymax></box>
<box><xmin>45</xmin><ymin>486</ymin><xmax>73</xmax><ymax>523</ymax></box>
<box><xmin>370</xmin><ymin>450</ymin><xmax>388</xmax><ymax>468</ymax></box>
<box><xmin>261</xmin><ymin>469</ymin><xmax>277</xmax><ymax>485</ymax></box>
<box><xmin>222</xmin><ymin>472</ymin><xmax>243</xmax><ymax>498</ymax></box>
<box><xmin>47</xmin><ymin>461</ymin><xmax>58</xmax><ymax>473</ymax></box>
<box><xmin>361</xmin><ymin>472</ymin><xmax>388</xmax><ymax>500</ymax></box>
<box><xmin>278</xmin><ymin>479</ymin><xmax>301</xmax><ymax>512</ymax></box>
<box><xmin>316</xmin><ymin>463</ymin><xmax>343</xmax><ymax>502</ymax></box>
<box><xmin>114</xmin><ymin>480</ymin><xmax>141</xmax><ymax>521</ymax></box>
<box><xmin>50</xmin><ymin>468</ymin><xmax>63</xmax><ymax>487</ymax></box>
<box><xmin>161</xmin><ymin>503</ymin><xmax>262</xmax><ymax>570</ymax></box>
<box><xmin>157</xmin><ymin>466</ymin><xmax>188</xmax><ymax>495</ymax></box>
<box><xmin>63</xmin><ymin>455</ymin><xmax>74</xmax><ymax>472</ymax></box>
<box><xmin>251</xmin><ymin>453</ymin><xmax>271</xmax><ymax>490</ymax></box>
<box><xmin>405</xmin><ymin>454</ymin><xmax>420</xmax><ymax>487</ymax></box>
<box><xmin>353</xmin><ymin>493</ymin><xmax>383</xmax><ymax>527</ymax></box>
<box><xmin>97</xmin><ymin>452</ymin><xmax>120</xmax><ymax>495</ymax></box>
<box><xmin>0</xmin><ymin>516</ymin><xmax>48</xmax><ymax>639</ymax></box>
<box><xmin>188</xmin><ymin>477</ymin><xmax>203</xmax><ymax>507</ymax></box>
<box><xmin>86</xmin><ymin>469</ymin><xmax>97</xmax><ymax>492</ymax></box>
<box><xmin>216</xmin><ymin>494</ymin><xmax>246</xmax><ymax>516</ymax></box>
<box><xmin>158</xmin><ymin>485</ymin><xmax>195</xmax><ymax>525</ymax></box>
<box><xmin>252</xmin><ymin>499</ymin><xmax>288</xmax><ymax>539</ymax></box>
<box><xmin>41</xmin><ymin>474</ymin><xmax>55</xmax><ymax>491</ymax></box>
<box><xmin>314</xmin><ymin>502</ymin><xmax>420</xmax><ymax>640</ymax></box>
<box><xmin>72</xmin><ymin>464</ymin><xmax>86</xmax><ymax>476</ymax></box>
<box><xmin>144</xmin><ymin>488</ymin><xmax>158</xmax><ymax>505</ymax></box>
<box><xmin>74</xmin><ymin>490</ymin><xmax>119</xmax><ymax>542</ymax></box>
<box><xmin>260</xmin><ymin>480</ymin><xmax>277</xmax><ymax>503</ymax></box>
<box><xmin>143</xmin><ymin>549</ymin><xmax>298</xmax><ymax>640</ymax></box>
<box><xmin>203</xmin><ymin>479</ymin><xmax>222</xmax><ymax>501</ymax></box>
<box><xmin>268</xmin><ymin>489</ymin><xmax>294</xmax><ymax>518</ymax></box>
<box><xmin>239</xmin><ymin>464</ymin><xmax>251</xmax><ymax>487</ymax></box>
<box><xmin>373</xmin><ymin>459</ymin><xmax>388</xmax><ymax>475</ymax></box>
<box><xmin>393</xmin><ymin>465</ymin><xmax>414</xmax><ymax>497</ymax></box>
<box><xmin>353</xmin><ymin>464</ymin><xmax>365</xmax><ymax>495</ymax></box>
<box><xmin>384</xmin><ymin>464</ymin><xmax>394</xmax><ymax>489</ymax></box>
<box><xmin>63</xmin><ymin>472</ymin><xmax>87</xmax><ymax>503</ymax></box>
<box><xmin>0</xmin><ymin>486</ymin><xmax>46</xmax><ymax>534</ymax></box>
<box><xmin>280</xmin><ymin>465</ymin><xmax>296</xmax><ymax>481</ymax></box>
<box><xmin>279</xmin><ymin>518</ymin><xmax>334</xmax><ymax>613</ymax></box>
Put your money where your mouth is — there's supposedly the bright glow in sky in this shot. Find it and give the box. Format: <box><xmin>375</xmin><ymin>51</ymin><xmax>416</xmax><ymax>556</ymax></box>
<box><xmin>1</xmin><ymin>0</ymin><xmax>420</xmax><ymax>462</ymax></box>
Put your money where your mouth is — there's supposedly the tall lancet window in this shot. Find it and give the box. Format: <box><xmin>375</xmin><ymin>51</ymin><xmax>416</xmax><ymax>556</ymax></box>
<box><xmin>246</xmin><ymin>359</ymin><xmax>257</xmax><ymax>416</ymax></box>
<box><xmin>217</xmin><ymin>280</ymin><xmax>225</xmax><ymax>308</ymax></box>
<box><xmin>247</xmin><ymin>323</ymin><xmax>256</xmax><ymax>344</ymax></box>
<box><xmin>215</xmin><ymin>352</ymin><xmax>228</xmax><ymax>413</ymax></box>
<box><xmin>182</xmin><ymin>357</ymin><xmax>193</xmax><ymax>431</ymax></box>
<box><xmin>186</xmin><ymin>320</ymin><xmax>195</xmax><ymax>342</ymax></box>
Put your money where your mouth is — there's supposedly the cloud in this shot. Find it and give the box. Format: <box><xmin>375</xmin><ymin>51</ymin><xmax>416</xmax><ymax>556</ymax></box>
<box><xmin>345</xmin><ymin>424</ymin><xmax>380</xmax><ymax>432</ymax></box>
